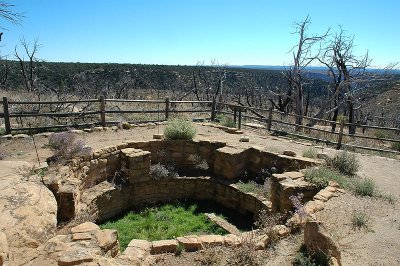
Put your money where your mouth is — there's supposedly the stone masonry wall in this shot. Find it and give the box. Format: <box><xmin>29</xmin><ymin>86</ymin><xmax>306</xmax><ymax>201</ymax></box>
<box><xmin>81</xmin><ymin>177</ymin><xmax>270</xmax><ymax>223</ymax></box>
<box><xmin>53</xmin><ymin>139</ymin><xmax>318</xmax><ymax>223</ymax></box>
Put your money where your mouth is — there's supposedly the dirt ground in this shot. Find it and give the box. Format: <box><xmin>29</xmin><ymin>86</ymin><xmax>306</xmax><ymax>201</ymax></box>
<box><xmin>1</xmin><ymin>123</ymin><xmax>400</xmax><ymax>265</ymax></box>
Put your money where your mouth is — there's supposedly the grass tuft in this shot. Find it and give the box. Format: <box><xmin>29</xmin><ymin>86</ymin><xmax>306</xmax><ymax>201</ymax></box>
<box><xmin>164</xmin><ymin>118</ymin><xmax>197</xmax><ymax>140</ymax></box>
<box><xmin>353</xmin><ymin>178</ymin><xmax>376</xmax><ymax>197</ymax></box>
<box><xmin>219</xmin><ymin>115</ymin><xmax>236</xmax><ymax>128</ymax></box>
<box><xmin>351</xmin><ymin>211</ymin><xmax>369</xmax><ymax>230</ymax></box>
<box><xmin>378</xmin><ymin>193</ymin><xmax>396</xmax><ymax>204</ymax></box>
<box><xmin>236</xmin><ymin>181</ymin><xmax>269</xmax><ymax>198</ymax></box>
<box><xmin>326</xmin><ymin>151</ymin><xmax>360</xmax><ymax>176</ymax></box>
<box><xmin>302</xmin><ymin>148</ymin><xmax>318</xmax><ymax>159</ymax></box>
<box><xmin>392</xmin><ymin>142</ymin><xmax>400</xmax><ymax>152</ymax></box>
<box><xmin>303</xmin><ymin>166</ymin><xmax>349</xmax><ymax>189</ymax></box>
<box><xmin>293</xmin><ymin>244</ymin><xmax>330</xmax><ymax>266</ymax></box>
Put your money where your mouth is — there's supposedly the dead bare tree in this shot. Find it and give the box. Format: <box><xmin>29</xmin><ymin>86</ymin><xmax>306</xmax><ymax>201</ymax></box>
<box><xmin>191</xmin><ymin>60</ymin><xmax>227</xmax><ymax>102</ymax></box>
<box><xmin>0</xmin><ymin>2</ymin><xmax>22</xmax><ymax>26</ymax></box>
<box><xmin>284</xmin><ymin>16</ymin><xmax>329</xmax><ymax>129</ymax></box>
<box><xmin>14</xmin><ymin>38</ymin><xmax>41</xmax><ymax>94</ymax></box>
<box><xmin>0</xmin><ymin>1</ymin><xmax>23</xmax><ymax>89</ymax></box>
<box><xmin>0</xmin><ymin>54</ymin><xmax>8</xmax><ymax>89</ymax></box>
<box><xmin>317</xmin><ymin>27</ymin><xmax>373</xmax><ymax>133</ymax></box>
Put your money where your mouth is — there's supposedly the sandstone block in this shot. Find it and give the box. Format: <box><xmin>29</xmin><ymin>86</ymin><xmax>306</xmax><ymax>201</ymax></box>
<box><xmin>57</xmin><ymin>247</ymin><xmax>94</xmax><ymax>265</ymax></box>
<box><xmin>176</xmin><ymin>235</ymin><xmax>202</xmax><ymax>251</ymax></box>
<box><xmin>72</xmin><ymin>232</ymin><xmax>92</xmax><ymax>241</ymax></box>
<box><xmin>198</xmin><ymin>235</ymin><xmax>224</xmax><ymax>247</ymax></box>
<box><xmin>223</xmin><ymin>234</ymin><xmax>241</xmax><ymax>247</ymax></box>
<box><xmin>95</xmin><ymin>229</ymin><xmax>118</xmax><ymax>255</ymax></box>
<box><xmin>313</xmin><ymin>194</ymin><xmax>328</xmax><ymax>202</ymax></box>
<box><xmin>284</xmin><ymin>171</ymin><xmax>304</xmax><ymax>180</ymax></box>
<box><xmin>126</xmin><ymin>239</ymin><xmax>151</xmax><ymax>252</ymax></box>
<box><xmin>151</xmin><ymin>240</ymin><xmax>178</xmax><ymax>254</ymax></box>
<box><xmin>71</xmin><ymin>222</ymin><xmax>100</xmax><ymax>233</ymax></box>
<box><xmin>305</xmin><ymin>200</ymin><xmax>325</xmax><ymax>214</ymax></box>
<box><xmin>318</xmin><ymin>190</ymin><xmax>334</xmax><ymax>200</ymax></box>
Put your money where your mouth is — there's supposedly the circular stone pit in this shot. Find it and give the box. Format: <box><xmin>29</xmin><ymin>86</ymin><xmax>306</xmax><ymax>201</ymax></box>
<box><xmin>39</xmin><ymin>138</ymin><xmax>322</xmax><ymax>264</ymax></box>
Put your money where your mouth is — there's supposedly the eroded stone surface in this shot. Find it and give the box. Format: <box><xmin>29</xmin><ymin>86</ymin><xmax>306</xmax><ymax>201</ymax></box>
<box><xmin>71</xmin><ymin>222</ymin><xmax>100</xmax><ymax>233</ymax></box>
<box><xmin>304</xmin><ymin>221</ymin><xmax>341</xmax><ymax>265</ymax></box>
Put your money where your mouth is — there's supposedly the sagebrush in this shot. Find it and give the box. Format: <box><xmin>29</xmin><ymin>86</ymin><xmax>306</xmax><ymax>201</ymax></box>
<box><xmin>353</xmin><ymin>178</ymin><xmax>376</xmax><ymax>197</ymax></box>
<box><xmin>217</xmin><ymin>114</ymin><xmax>236</xmax><ymax>128</ymax></box>
<box><xmin>326</xmin><ymin>151</ymin><xmax>360</xmax><ymax>176</ymax></box>
<box><xmin>304</xmin><ymin>166</ymin><xmax>349</xmax><ymax>189</ymax></box>
<box><xmin>164</xmin><ymin>118</ymin><xmax>197</xmax><ymax>140</ymax></box>
<box><xmin>302</xmin><ymin>148</ymin><xmax>318</xmax><ymax>159</ymax></box>
<box><xmin>48</xmin><ymin>130</ymin><xmax>92</xmax><ymax>162</ymax></box>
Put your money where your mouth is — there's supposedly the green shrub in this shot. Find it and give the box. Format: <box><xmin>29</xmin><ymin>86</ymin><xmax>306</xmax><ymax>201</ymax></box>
<box><xmin>374</xmin><ymin>129</ymin><xmax>393</xmax><ymax>139</ymax></box>
<box><xmin>378</xmin><ymin>193</ymin><xmax>396</xmax><ymax>204</ymax></box>
<box><xmin>302</xmin><ymin>148</ymin><xmax>318</xmax><ymax>159</ymax></box>
<box><xmin>0</xmin><ymin>127</ymin><xmax>5</xmax><ymax>136</ymax></box>
<box><xmin>293</xmin><ymin>245</ymin><xmax>330</xmax><ymax>266</ymax></box>
<box><xmin>164</xmin><ymin>118</ymin><xmax>197</xmax><ymax>140</ymax></box>
<box><xmin>217</xmin><ymin>114</ymin><xmax>236</xmax><ymax>128</ymax></box>
<box><xmin>351</xmin><ymin>211</ymin><xmax>369</xmax><ymax>230</ymax></box>
<box><xmin>326</xmin><ymin>151</ymin><xmax>360</xmax><ymax>176</ymax></box>
<box><xmin>236</xmin><ymin>181</ymin><xmax>269</xmax><ymax>198</ymax></box>
<box><xmin>391</xmin><ymin>142</ymin><xmax>400</xmax><ymax>152</ymax></box>
<box><xmin>353</xmin><ymin>178</ymin><xmax>376</xmax><ymax>197</ymax></box>
<box><xmin>304</xmin><ymin>166</ymin><xmax>349</xmax><ymax>189</ymax></box>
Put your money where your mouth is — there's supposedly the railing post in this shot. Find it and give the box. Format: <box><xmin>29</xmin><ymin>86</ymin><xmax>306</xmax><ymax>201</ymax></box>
<box><xmin>233</xmin><ymin>108</ymin><xmax>237</xmax><ymax>124</ymax></box>
<box><xmin>267</xmin><ymin>107</ymin><xmax>273</xmax><ymax>131</ymax></box>
<box><xmin>165</xmin><ymin>97</ymin><xmax>170</xmax><ymax>120</ymax></box>
<box><xmin>99</xmin><ymin>96</ymin><xmax>106</xmax><ymax>127</ymax></box>
<box><xmin>2</xmin><ymin>97</ymin><xmax>11</xmax><ymax>135</ymax></box>
<box><xmin>211</xmin><ymin>99</ymin><xmax>216</xmax><ymax>121</ymax></box>
<box><xmin>337</xmin><ymin>120</ymin><xmax>345</xmax><ymax>150</ymax></box>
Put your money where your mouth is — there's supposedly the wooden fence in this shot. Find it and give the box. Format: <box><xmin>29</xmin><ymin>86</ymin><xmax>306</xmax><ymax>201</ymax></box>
<box><xmin>1</xmin><ymin>96</ymin><xmax>399</xmax><ymax>154</ymax></box>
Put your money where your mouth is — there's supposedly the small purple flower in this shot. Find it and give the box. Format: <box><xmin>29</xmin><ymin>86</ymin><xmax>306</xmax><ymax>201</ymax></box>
<box><xmin>289</xmin><ymin>193</ymin><xmax>307</xmax><ymax>219</ymax></box>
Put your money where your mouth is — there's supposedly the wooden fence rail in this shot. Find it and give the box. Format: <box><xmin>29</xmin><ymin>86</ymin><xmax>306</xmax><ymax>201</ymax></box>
<box><xmin>1</xmin><ymin>97</ymin><xmax>399</xmax><ymax>154</ymax></box>
<box><xmin>1</xmin><ymin>97</ymin><xmax>217</xmax><ymax>135</ymax></box>
<box><xmin>216</xmin><ymin>102</ymin><xmax>400</xmax><ymax>154</ymax></box>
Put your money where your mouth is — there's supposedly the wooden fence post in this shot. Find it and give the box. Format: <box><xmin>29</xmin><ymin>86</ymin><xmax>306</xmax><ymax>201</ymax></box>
<box><xmin>337</xmin><ymin>120</ymin><xmax>345</xmax><ymax>150</ymax></box>
<box><xmin>233</xmin><ymin>108</ymin><xmax>237</xmax><ymax>124</ymax></box>
<box><xmin>211</xmin><ymin>99</ymin><xmax>216</xmax><ymax>121</ymax></box>
<box><xmin>238</xmin><ymin>108</ymin><xmax>242</xmax><ymax>130</ymax></box>
<box><xmin>165</xmin><ymin>98</ymin><xmax>170</xmax><ymax>120</ymax></box>
<box><xmin>2</xmin><ymin>97</ymin><xmax>11</xmax><ymax>135</ymax></box>
<box><xmin>99</xmin><ymin>96</ymin><xmax>106</xmax><ymax>127</ymax></box>
<box><xmin>267</xmin><ymin>107</ymin><xmax>273</xmax><ymax>131</ymax></box>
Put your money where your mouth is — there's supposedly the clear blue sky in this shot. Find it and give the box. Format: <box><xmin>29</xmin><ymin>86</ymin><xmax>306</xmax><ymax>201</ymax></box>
<box><xmin>1</xmin><ymin>0</ymin><xmax>399</xmax><ymax>67</ymax></box>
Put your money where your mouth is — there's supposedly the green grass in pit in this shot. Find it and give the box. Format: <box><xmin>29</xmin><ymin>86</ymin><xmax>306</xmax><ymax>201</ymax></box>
<box><xmin>100</xmin><ymin>202</ymin><xmax>227</xmax><ymax>251</ymax></box>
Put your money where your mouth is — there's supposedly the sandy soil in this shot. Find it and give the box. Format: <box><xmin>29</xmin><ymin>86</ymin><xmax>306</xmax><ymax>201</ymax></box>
<box><xmin>1</xmin><ymin>123</ymin><xmax>400</xmax><ymax>265</ymax></box>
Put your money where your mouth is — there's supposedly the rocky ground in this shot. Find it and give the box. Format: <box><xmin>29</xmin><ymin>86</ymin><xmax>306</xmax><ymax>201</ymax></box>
<box><xmin>0</xmin><ymin>123</ymin><xmax>399</xmax><ymax>265</ymax></box>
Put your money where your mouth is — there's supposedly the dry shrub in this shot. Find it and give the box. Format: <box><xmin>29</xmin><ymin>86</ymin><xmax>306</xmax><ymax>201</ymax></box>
<box><xmin>325</xmin><ymin>151</ymin><xmax>360</xmax><ymax>176</ymax></box>
<box><xmin>255</xmin><ymin>210</ymin><xmax>287</xmax><ymax>245</ymax></box>
<box><xmin>196</xmin><ymin>246</ymin><xmax>224</xmax><ymax>266</ymax></box>
<box><xmin>48</xmin><ymin>130</ymin><xmax>92</xmax><ymax>163</ymax></box>
<box><xmin>226</xmin><ymin>237</ymin><xmax>262</xmax><ymax>266</ymax></box>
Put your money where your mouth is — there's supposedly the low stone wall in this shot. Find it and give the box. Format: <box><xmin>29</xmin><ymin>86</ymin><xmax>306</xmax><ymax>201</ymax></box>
<box><xmin>80</xmin><ymin>176</ymin><xmax>269</xmax><ymax>224</ymax></box>
<box><xmin>48</xmin><ymin>139</ymin><xmax>318</xmax><ymax>223</ymax></box>
<box><xmin>270</xmin><ymin>171</ymin><xmax>319</xmax><ymax>212</ymax></box>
